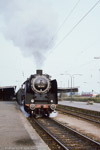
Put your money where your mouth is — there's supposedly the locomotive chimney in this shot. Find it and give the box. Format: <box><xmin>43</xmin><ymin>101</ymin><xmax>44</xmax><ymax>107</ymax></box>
<box><xmin>36</xmin><ymin>70</ymin><xmax>42</xmax><ymax>75</ymax></box>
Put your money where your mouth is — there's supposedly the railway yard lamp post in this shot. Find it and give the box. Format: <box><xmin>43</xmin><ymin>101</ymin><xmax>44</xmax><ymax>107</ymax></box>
<box><xmin>68</xmin><ymin>74</ymin><xmax>82</xmax><ymax>101</ymax></box>
<box><xmin>98</xmin><ymin>69</ymin><xmax>100</xmax><ymax>96</ymax></box>
<box><xmin>94</xmin><ymin>57</ymin><xmax>100</xmax><ymax>95</ymax></box>
<box><xmin>99</xmin><ymin>69</ymin><xmax>100</xmax><ymax>96</ymax></box>
<box><xmin>61</xmin><ymin>73</ymin><xmax>82</xmax><ymax>101</ymax></box>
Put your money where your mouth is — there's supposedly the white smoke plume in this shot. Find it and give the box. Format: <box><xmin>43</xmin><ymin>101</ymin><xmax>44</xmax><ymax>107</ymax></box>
<box><xmin>0</xmin><ymin>0</ymin><xmax>57</xmax><ymax>67</ymax></box>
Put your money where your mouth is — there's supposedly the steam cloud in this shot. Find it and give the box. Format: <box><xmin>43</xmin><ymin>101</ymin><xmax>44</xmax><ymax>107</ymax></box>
<box><xmin>0</xmin><ymin>0</ymin><xmax>57</xmax><ymax>67</ymax></box>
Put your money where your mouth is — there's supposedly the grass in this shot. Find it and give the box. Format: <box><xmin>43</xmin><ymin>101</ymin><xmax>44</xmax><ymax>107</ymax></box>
<box><xmin>58</xmin><ymin>96</ymin><xmax>100</xmax><ymax>103</ymax></box>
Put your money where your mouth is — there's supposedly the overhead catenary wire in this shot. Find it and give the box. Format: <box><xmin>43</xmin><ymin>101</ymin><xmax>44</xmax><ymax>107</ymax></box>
<box><xmin>46</xmin><ymin>0</ymin><xmax>81</xmax><ymax>54</ymax></box>
<box><xmin>57</xmin><ymin>0</ymin><xmax>81</xmax><ymax>33</ymax></box>
<box><xmin>52</xmin><ymin>0</ymin><xmax>100</xmax><ymax>51</ymax></box>
<box><xmin>69</xmin><ymin>39</ymin><xmax>100</xmax><ymax>71</ymax></box>
<box><xmin>50</xmin><ymin>0</ymin><xmax>81</xmax><ymax>41</ymax></box>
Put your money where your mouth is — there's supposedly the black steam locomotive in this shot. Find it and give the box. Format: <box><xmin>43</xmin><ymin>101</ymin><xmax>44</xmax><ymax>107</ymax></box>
<box><xmin>17</xmin><ymin>70</ymin><xmax>58</xmax><ymax>117</ymax></box>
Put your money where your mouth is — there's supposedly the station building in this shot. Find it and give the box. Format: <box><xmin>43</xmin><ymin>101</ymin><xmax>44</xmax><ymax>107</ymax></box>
<box><xmin>0</xmin><ymin>86</ymin><xmax>16</xmax><ymax>101</ymax></box>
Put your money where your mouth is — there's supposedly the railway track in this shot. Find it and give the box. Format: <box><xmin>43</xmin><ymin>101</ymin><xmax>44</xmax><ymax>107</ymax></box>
<box><xmin>56</xmin><ymin>105</ymin><xmax>100</xmax><ymax>124</ymax></box>
<box><xmin>28</xmin><ymin>117</ymin><xmax>100</xmax><ymax>150</ymax></box>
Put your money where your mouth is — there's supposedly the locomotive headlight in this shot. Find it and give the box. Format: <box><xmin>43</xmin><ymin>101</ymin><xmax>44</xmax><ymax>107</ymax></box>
<box><xmin>51</xmin><ymin>100</ymin><xmax>53</xmax><ymax>103</ymax></box>
<box><xmin>31</xmin><ymin>99</ymin><xmax>34</xmax><ymax>103</ymax></box>
<box><xmin>30</xmin><ymin>104</ymin><xmax>35</xmax><ymax>110</ymax></box>
<box><xmin>50</xmin><ymin>104</ymin><xmax>56</xmax><ymax>110</ymax></box>
<box><xmin>31</xmin><ymin>75</ymin><xmax>51</xmax><ymax>93</ymax></box>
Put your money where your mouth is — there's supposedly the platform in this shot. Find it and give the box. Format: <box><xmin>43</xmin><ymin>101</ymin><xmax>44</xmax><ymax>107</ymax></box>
<box><xmin>0</xmin><ymin>101</ymin><xmax>50</xmax><ymax>150</ymax></box>
<box><xmin>59</xmin><ymin>100</ymin><xmax>100</xmax><ymax>112</ymax></box>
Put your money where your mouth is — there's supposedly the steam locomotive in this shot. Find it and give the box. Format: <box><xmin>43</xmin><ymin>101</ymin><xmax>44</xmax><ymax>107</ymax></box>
<box><xmin>17</xmin><ymin>70</ymin><xmax>58</xmax><ymax>117</ymax></box>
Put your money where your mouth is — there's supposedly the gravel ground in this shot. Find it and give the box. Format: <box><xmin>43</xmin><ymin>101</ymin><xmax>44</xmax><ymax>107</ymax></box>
<box><xmin>54</xmin><ymin>112</ymin><xmax>100</xmax><ymax>142</ymax></box>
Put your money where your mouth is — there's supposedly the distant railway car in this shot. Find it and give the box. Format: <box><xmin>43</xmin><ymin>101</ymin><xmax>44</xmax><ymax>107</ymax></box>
<box><xmin>17</xmin><ymin>70</ymin><xmax>58</xmax><ymax>117</ymax></box>
<box><xmin>16</xmin><ymin>87</ymin><xmax>25</xmax><ymax>105</ymax></box>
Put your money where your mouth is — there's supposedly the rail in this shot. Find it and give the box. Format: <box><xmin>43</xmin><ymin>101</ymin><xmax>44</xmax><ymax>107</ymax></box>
<box><xmin>57</xmin><ymin>105</ymin><xmax>100</xmax><ymax>124</ymax></box>
<box><xmin>28</xmin><ymin>117</ymin><xmax>100</xmax><ymax>150</ymax></box>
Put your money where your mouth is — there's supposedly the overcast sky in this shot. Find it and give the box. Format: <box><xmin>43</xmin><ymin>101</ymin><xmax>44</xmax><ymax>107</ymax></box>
<box><xmin>0</xmin><ymin>0</ymin><xmax>100</xmax><ymax>93</ymax></box>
